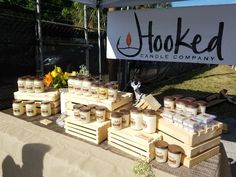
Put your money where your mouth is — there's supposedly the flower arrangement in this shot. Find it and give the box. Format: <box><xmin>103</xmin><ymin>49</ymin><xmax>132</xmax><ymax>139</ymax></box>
<box><xmin>133</xmin><ymin>159</ymin><xmax>155</xmax><ymax>177</ymax></box>
<box><xmin>43</xmin><ymin>65</ymin><xmax>89</xmax><ymax>89</ymax></box>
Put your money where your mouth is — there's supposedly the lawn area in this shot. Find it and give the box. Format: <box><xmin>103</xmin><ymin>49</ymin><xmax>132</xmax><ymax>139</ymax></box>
<box><xmin>150</xmin><ymin>65</ymin><xmax>236</xmax><ymax>118</ymax></box>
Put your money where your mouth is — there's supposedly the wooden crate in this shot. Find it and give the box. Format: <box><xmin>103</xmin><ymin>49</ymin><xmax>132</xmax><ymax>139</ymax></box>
<box><xmin>14</xmin><ymin>89</ymin><xmax>60</xmax><ymax>102</ymax></box>
<box><xmin>65</xmin><ymin>116</ymin><xmax>110</xmax><ymax>144</ymax></box>
<box><xmin>108</xmin><ymin>127</ymin><xmax>162</xmax><ymax>162</ymax></box>
<box><xmin>161</xmin><ymin>131</ymin><xmax>220</xmax><ymax>158</ymax></box>
<box><xmin>157</xmin><ymin>118</ymin><xmax>223</xmax><ymax>146</ymax></box>
<box><xmin>64</xmin><ymin>91</ymin><xmax>133</xmax><ymax>111</ymax></box>
<box><xmin>182</xmin><ymin>146</ymin><xmax>220</xmax><ymax>168</ymax></box>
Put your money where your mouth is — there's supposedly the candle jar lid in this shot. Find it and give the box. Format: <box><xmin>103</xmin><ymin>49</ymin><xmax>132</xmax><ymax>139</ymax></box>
<box><xmin>176</xmin><ymin>99</ymin><xmax>187</xmax><ymax>105</ymax></box>
<box><xmin>13</xmin><ymin>100</ymin><xmax>22</xmax><ymax>104</ymax></box>
<box><xmin>172</xmin><ymin>95</ymin><xmax>183</xmax><ymax>100</ymax></box>
<box><xmin>41</xmin><ymin>101</ymin><xmax>50</xmax><ymax>105</ymax></box>
<box><xmin>164</xmin><ymin>96</ymin><xmax>175</xmax><ymax>101</ymax></box>
<box><xmin>91</xmin><ymin>81</ymin><xmax>100</xmax><ymax>86</ymax></box>
<box><xmin>111</xmin><ymin>112</ymin><xmax>123</xmax><ymax>118</ymax></box>
<box><xmin>185</xmin><ymin>102</ymin><xmax>198</xmax><ymax>108</ymax></box>
<box><xmin>18</xmin><ymin>77</ymin><xmax>26</xmax><ymax>81</ymax></box>
<box><xmin>154</xmin><ymin>140</ymin><xmax>168</xmax><ymax>149</ymax></box>
<box><xmin>194</xmin><ymin>100</ymin><xmax>207</xmax><ymax>106</ymax></box>
<box><xmin>26</xmin><ymin>77</ymin><xmax>34</xmax><ymax>81</ymax></box>
<box><xmin>130</xmin><ymin>107</ymin><xmax>142</xmax><ymax>113</ymax></box>
<box><xmin>73</xmin><ymin>104</ymin><xmax>84</xmax><ymax>110</ymax></box>
<box><xmin>80</xmin><ymin>106</ymin><xmax>91</xmax><ymax>112</ymax></box>
<box><xmin>168</xmin><ymin>145</ymin><xmax>183</xmax><ymax>154</ymax></box>
<box><xmin>34</xmin><ymin>77</ymin><xmax>43</xmax><ymax>81</ymax></box>
<box><xmin>26</xmin><ymin>101</ymin><xmax>35</xmax><ymax>104</ymax></box>
<box><xmin>119</xmin><ymin>109</ymin><xmax>130</xmax><ymax>115</ymax></box>
<box><xmin>143</xmin><ymin>109</ymin><xmax>156</xmax><ymax>116</ymax></box>
<box><xmin>182</xmin><ymin>97</ymin><xmax>196</xmax><ymax>102</ymax></box>
<box><xmin>88</xmin><ymin>104</ymin><xmax>97</xmax><ymax>109</ymax></box>
<box><xmin>95</xmin><ymin>106</ymin><xmax>106</xmax><ymax>111</ymax></box>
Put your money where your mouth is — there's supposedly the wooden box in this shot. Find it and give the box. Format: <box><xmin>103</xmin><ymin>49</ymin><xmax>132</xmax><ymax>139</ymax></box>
<box><xmin>65</xmin><ymin>116</ymin><xmax>110</xmax><ymax>144</ymax></box>
<box><xmin>64</xmin><ymin>91</ymin><xmax>133</xmax><ymax>111</ymax></box>
<box><xmin>14</xmin><ymin>90</ymin><xmax>60</xmax><ymax>102</ymax></box>
<box><xmin>108</xmin><ymin>127</ymin><xmax>162</xmax><ymax>162</ymax></box>
<box><xmin>157</xmin><ymin>118</ymin><xmax>223</xmax><ymax>146</ymax></box>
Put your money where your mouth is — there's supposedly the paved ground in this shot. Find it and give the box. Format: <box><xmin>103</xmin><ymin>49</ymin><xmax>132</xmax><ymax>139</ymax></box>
<box><xmin>219</xmin><ymin>117</ymin><xmax>236</xmax><ymax>177</ymax></box>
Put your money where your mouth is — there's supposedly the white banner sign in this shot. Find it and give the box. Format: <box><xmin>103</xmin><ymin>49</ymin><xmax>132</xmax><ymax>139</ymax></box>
<box><xmin>107</xmin><ymin>5</ymin><xmax>236</xmax><ymax>64</ymax></box>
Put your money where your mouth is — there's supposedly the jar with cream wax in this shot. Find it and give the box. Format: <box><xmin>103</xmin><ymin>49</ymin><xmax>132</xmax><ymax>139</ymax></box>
<box><xmin>142</xmin><ymin>109</ymin><xmax>157</xmax><ymax>134</ymax></box>
<box><xmin>99</xmin><ymin>83</ymin><xmax>108</xmax><ymax>100</ymax></box>
<box><xmin>17</xmin><ymin>77</ymin><xmax>26</xmax><ymax>92</ymax></box>
<box><xmin>82</xmin><ymin>77</ymin><xmax>93</xmax><ymax>96</ymax></box>
<box><xmin>68</xmin><ymin>76</ymin><xmax>76</xmax><ymax>93</ymax></box>
<box><xmin>25</xmin><ymin>77</ymin><xmax>34</xmax><ymax>93</ymax></box>
<box><xmin>155</xmin><ymin>140</ymin><xmax>168</xmax><ymax>163</ymax></box>
<box><xmin>168</xmin><ymin>145</ymin><xmax>183</xmax><ymax>168</ymax></box>
<box><xmin>25</xmin><ymin>101</ymin><xmax>37</xmax><ymax>117</ymax></box>
<box><xmin>79</xmin><ymin>106</ymin><xmax>91</xmax><ymax>123</ymax></box>
<box><xmin>130</xmin><ymin>108</ymin><xmax>143</xmax><ymax>130</ymax></box>
<box><xmin>34</xmin><ymin>77</ymin><xmax>45</xmax><ymax>93</ymax></box>
<box><xmin>95</xmin><ymin>106</ymin><xmax>106</xmax><ymax>122</ymax></box>
<box><xmin>111</xmin><ymin>112</ymin><xmax>123</xmax><ymax>130</ymax></box>
<box><xmin>74</xmin><ymin>76</ymin><xmax>84</xmax><ymax>95</ymax></box>
<box><xmin>194</xmin><ymin>100</ymin><xmax>207</xmax><ymax>114</ymax></box>
<box><xmin>12</xmin><ymin>100</ymin><xmax>25</xmax><ymax>116</ymax></box>
<box><xmin>119</xmin><ymin>109</ymin><xmax>130</xmax><ymax>128</ymax></box>
<box><xmin>91</xmin><ymin>81</ymin><xmax>99</xmax><ymax>98</ymax></box>
<box><xmin>164</xmin><ymin>96</ymin><xmax>175</xmax><ymax>110</ymax></box>
<box><xmin>185</xmin><ymin>102</ymin><xmax>198</xmax><ymax>116</ymax></box>
<box><xmin>41</xmin><ymin>101</ymin><xmax>51</xmax><ymax>117</ymax></box>
<box><xmin>108</xmin><ymin>85</ymin><xmax>118</xmax><ymax>102</ymax></box>
<box><xmin>88</xmin><ymin>104</ymin><xmax>97</xmax><ymax>121</ymax></box>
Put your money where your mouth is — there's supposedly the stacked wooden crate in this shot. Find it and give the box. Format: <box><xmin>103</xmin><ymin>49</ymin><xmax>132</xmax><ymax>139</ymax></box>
<box><xmin>157</xmin><ymin>112</ymin><xmax>223</xmax><ymax>168</ymax></box>
<box><xmin>13</xmin><ymin>90</ymin><xmax>60</xmax><ymax>115</ymax></box>
<box><xmin>64</xmin><ymin>91</ymin><xmax>133</xmax><ymax>144</ymax></box>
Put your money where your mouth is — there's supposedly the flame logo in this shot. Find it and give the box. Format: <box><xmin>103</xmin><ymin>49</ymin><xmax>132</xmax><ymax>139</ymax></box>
<box><xmin>126</xmin><ymin>32</ymin><xmax>132</xmax><ymax>47</ymax></box>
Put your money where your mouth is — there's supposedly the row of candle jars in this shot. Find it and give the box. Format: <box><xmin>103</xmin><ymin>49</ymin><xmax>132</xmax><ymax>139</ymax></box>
<box><xmin>73</xmin><ymin>104</ymin><xmax>108</xmax><ymax>123</ymax></box>
<box><xmin>68</xmin><ymin>76</ymin><xmax>119</xmax><ymax>102</ymax></box>
<box><xmin>110</xmin><ymin>108</ymin><xmax>157</xmax><ymax>134</ymax></box>
<box><xmin>164</xmin><ymin>95</ymin><xmax>207</xmax><ymax>116</ymax></box>
<box><xmin>155</xmin><ymin>140</ymin><xmax>183</xmax><ymax>168</ymax></box>
<box><xmin>17</xmin><ymin>76</ymin><xmax>45</xmax><ymax>93</ymax></box>
<box><xmin>12</xmin><ymin>100</ymin><xmax>52</xmax><ymax>117</ymax></box>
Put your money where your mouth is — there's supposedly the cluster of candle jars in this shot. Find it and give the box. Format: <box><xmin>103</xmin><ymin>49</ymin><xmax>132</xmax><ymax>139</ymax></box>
<box><xmin>110</xmin><ymin>107</ymin><xmax>157</xmax><ymax>134</ymax></box>
<box><xmin>155</xmin><ymin>140</ymin><xmax>183</xmax><ymax>168</ymax></box>
<box><xmin>12</xmin><ymin>100</ymin><xmax>52</xmax><ymax>117</ymax></box>
<box><xmin>17</xmin><ymin>76</ymin><xmax>45</xmax><ymax>93</ymax></box>
<box><xmin>73</xmin><ymin>104</ymin><xmax>107</xmax><ymax>124</ymax></box>
<box><xmin>164</xmin><ymin>95</ymin><xmax>207</xmax><ymax>116</ymax></box>
<box><xmin>68</xmin><ymin>76</ymin><xmax>119</xmax><ymax>102</ymax></box>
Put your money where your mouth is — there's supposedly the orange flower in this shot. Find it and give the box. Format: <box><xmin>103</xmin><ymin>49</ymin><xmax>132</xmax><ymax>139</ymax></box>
<box><xmin>43</xmin><ymin>72</ymin><xmax>53</xmax><ymax>87</ymax></box>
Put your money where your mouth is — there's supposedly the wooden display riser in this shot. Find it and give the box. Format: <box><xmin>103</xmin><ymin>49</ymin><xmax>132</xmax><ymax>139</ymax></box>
<box><xmin>65</xmin><ymin>116</ymin><xmax>110</xmax><ymax>145</ymax></box>
<box><xmin>161</xmin><ymin>131</ymin><xmax>221</xmax><ymax>158</ymax></box>
<box><xmin>64</xmin><ymin>91</ymin><xmax>133</xmax><ymax>111</ymax></box>
<box><xmin>157</xmin><ymin>118</ymin><xmax>223</xmax><ymax>146</ymax></box>
<box><xmin>108</xmin><ymin>127</ymin><xmax>161</xmax><ymax>162</ymax></box>
<box><xmin>14</xmin><ymin>90</ymin><xmax>60</xmax><ymax>102</ymax></box>
<box><xmin>182</xmin><ymin>146</ymin><xmax>220</xmax><ymax>168</ymax></box>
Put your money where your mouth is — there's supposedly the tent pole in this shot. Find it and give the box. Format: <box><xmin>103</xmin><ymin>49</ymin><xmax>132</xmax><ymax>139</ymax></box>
<box><xmin>84</xmin><ymin>5</ymin><xmax>90</xmax><ymax>71</ymax></box>
<box><xmin>36</xmin><ymin>0</ymin><xmax>44</xmax><ymax>76</ymax></box>
<box><xmin>97</xmin><ymin>8</ymin><xmax>102</xmax><ymax>80</ymax></box>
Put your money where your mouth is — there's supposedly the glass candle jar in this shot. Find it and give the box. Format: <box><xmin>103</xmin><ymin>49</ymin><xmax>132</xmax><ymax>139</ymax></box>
<box><xmin>73</xmin><ymin>104</ymin><xmax>84</xmax><ymax>120</ymax></box>
<box><xmin>17</xmin><ymin>77</ymin><xmax>26</xmax><ymax>92</ymax></box>
<box><xmin>120</xmin><ymin>109</ymin><xmax>130</xmax><ymax>128</ymax></box>
<box><xmin>95</xmin><ymin>106</ymin><xmax>106</xmax><ymax>122</ymax></box>
<box><xmin>99</xmin><ymin>83</ymin><xmax>108</xmax><ymax>100</ymax></box>
<box><xmin>88</xmin><ymin>104</ymin><xmax>97</xmax><ymax>121</ymax></box>
<box><xmin>185</xmin><ymin>102</ymin><xmax>198</xmax><ymax>116</ymax></box>
<box><xmin>175</xmin><ymin>100</ymin><xmax>187</xmax><ymax>112</ymax></box>
<box><xmin>79</xmin><ymin>106</ymin><xmax>91</xmax><ymax>123</ymax></box>
<box><xmin>155</xmin><ymin>140</ymin><xmax>168</xmax><ymax>163</ymax></box>
<box><xmin>82</xmin><ymin>77</ymin><xmax>93</xmax><ymax>96</ymax></box>
<box><xmin>168</xmin><ymin>145</ymin><xmax>183</xmax><ymax>168</ymax></box>
<box><xmin>142</xmin><ymin>109</ymin><xmax>157</xmax><ymax>134</ymax></box>
<box><xmin>108</xmin><ymin>85</ymin><xmax>118</xmax><ymax>102</ymax></box>
<box><xmin>68</xmin><ymin>76</ymin><xmax>76</xmax><ymax>93</ymax></box>
<box><xmin>25</xmin><ymin>101</ymin><xmax>37</xmax><ymax>117</ymax></box>
<box><xmin>74</xmin><ymin>76</ymin><xmax>84</xmax><ymax>95</ymax></box>
<box><xmin>130</xmin><ymin>108</ymin><xmax>143</xmax><ymax>130</ymax></box>
<box><xmin>25</xmin><ymin>77</ymin><xmax>34</xmax><ymax>93</ymax></box>
<box><xmin>41</xmin><ymin>101</ymin><xmax>52</xmax><ymax>117</ymax></box>
<box><xmin>12</xmin><ymin>100</ymin><xmax>25</xmax><ymax>116</ymax></box>
<box><xmin>194</xmin><ymin>100</ymin><xmax>207</xmax><ymax>114</ymax></box>
<box><xmin>91</xmin><ymin>81</ymin><xmax>99</xmax><ymax>98</ymax></box>
<box><xmin>111</xmin><ymin>112</ymin><xmax>123</xmax><ymax>130</ymax></box>
<box><xmin>164</xmin><ymin>96</ymin><xmax>175</xmax><ymax>110</ymax></box>
<box><xmin>34</xmin><ymin>77</ymin><xmax>45</xmax><ymax>93</ymax></box>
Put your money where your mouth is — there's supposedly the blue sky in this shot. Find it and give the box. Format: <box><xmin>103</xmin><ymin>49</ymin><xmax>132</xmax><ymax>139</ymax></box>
<box><xmin>172</xmin><ymin>0</ymin><xmax>236</xmax><ymax>7</ymax></box>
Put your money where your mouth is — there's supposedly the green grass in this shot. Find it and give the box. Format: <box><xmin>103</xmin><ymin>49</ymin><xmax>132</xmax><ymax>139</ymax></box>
<box><xmin>150</xmin><ymin>65</ymin><xmax>236</xmax><ymax>118</ymax></box>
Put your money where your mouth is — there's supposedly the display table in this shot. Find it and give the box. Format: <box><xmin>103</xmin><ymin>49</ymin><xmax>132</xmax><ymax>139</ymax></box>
<box><xmin>0</xmin><ymin>111</ymin><xmax>232</xmax><ymax>177</ymax></box>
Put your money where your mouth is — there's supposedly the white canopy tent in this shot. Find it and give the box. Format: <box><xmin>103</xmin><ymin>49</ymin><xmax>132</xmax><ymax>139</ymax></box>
<box><xmin>70</xmin><ymin>0</ymin><xmax>187</xmax><ymax>79</ymax></box>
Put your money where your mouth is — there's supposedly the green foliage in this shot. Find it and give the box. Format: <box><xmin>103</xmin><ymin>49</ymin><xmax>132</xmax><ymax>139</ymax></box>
<box><xmin>133</xmin><ymin>159</ymin><xmax>155</xmax><ymax>177</ymax></box>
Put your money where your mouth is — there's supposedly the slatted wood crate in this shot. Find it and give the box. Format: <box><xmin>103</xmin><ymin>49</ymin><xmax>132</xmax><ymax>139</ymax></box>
<box><xmin>65</xmin><ymin>116</ymin><xmax>110</xmax><ymax>144</ymax></box>
<box><xmin>157</xmin><ymin>117</ymin><xmax>222</xmax><ymax>168</ymax></box>
<box><xmin>14</xmin><ymin>90</ymin><xmax>60</xmax><ymax>102</ymax></box>
<box><xmin>108</xmin><ymin>127</ymin><xmax>162</xmax><ymax>162</ymax></box>
<box><xmin>64</xmin><ymin>91</ymin><xmax>133</xmax><ymax>111</ymax></box>
<box><xmin>157</xmin><ymin>118</ymin><xmax>223</xmax><ymax>147</ymax></box>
